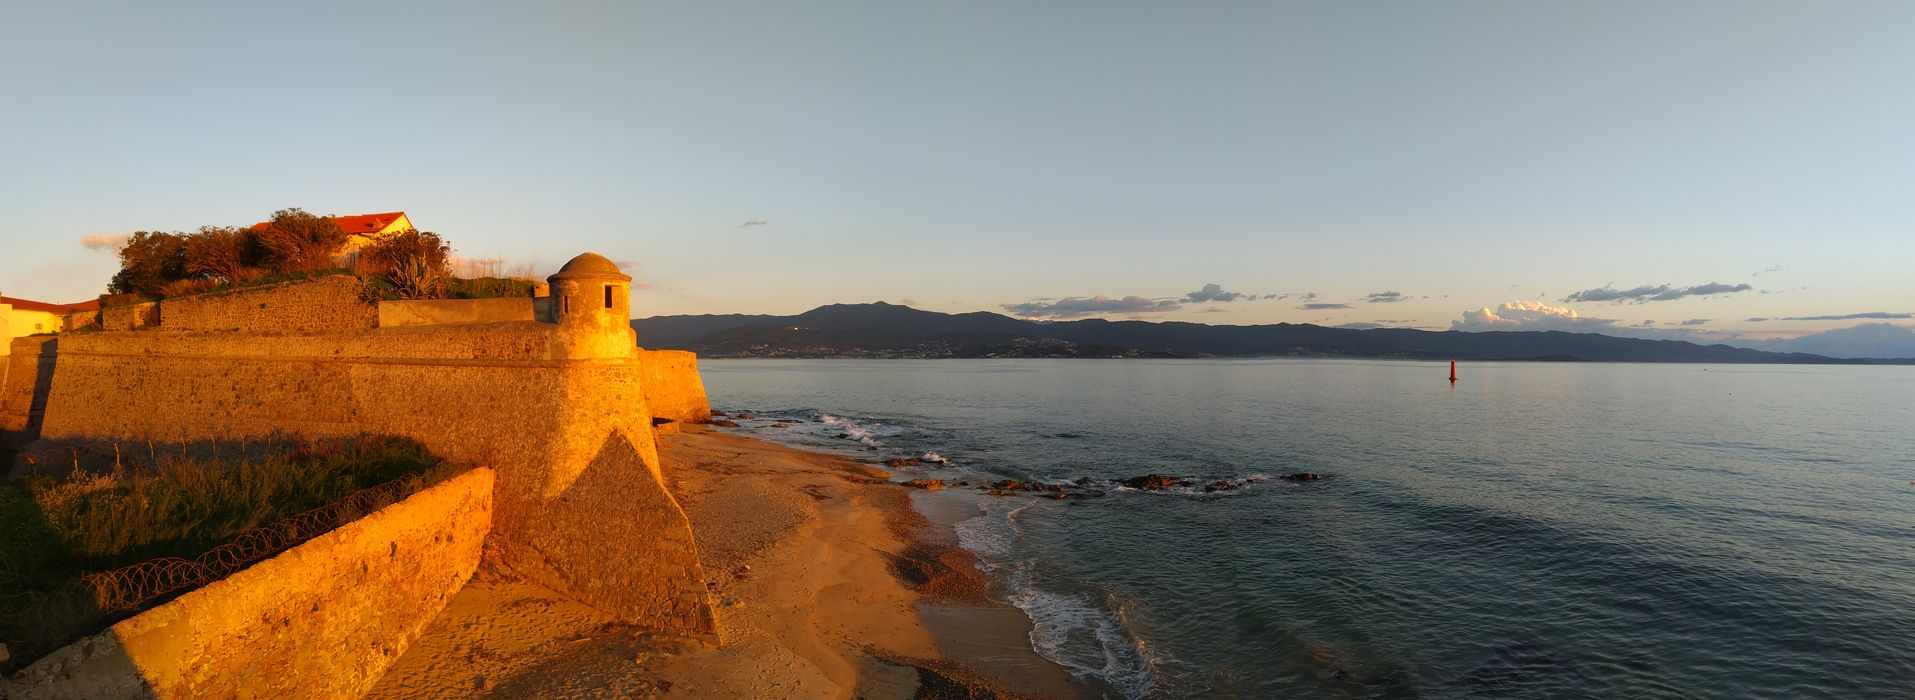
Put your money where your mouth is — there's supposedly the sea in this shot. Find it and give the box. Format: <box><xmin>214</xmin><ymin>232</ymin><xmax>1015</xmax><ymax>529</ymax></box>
<box><xmin>697</xmin><ymin>358</ymin><xmax>1915</xmax><ymax>698</ymax></box>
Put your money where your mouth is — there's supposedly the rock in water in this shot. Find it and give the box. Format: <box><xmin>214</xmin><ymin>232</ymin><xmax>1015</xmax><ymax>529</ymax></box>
<box><xmin>1121</xmin><ymin>473</ymin><xmax>1182</xmax><ymax>490</ymax></box>
<box><xmin>904</xmin><ymin>479</ymin><xmax>945</xmax><ymax>491</ymax></box>
<box><xmin>1280</xmin><ymin>472</ymin><xmax>1321</xmax><ymax>481</ymax></box>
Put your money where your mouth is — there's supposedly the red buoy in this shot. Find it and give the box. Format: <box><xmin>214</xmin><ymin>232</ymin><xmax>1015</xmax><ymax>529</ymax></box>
<box><xmin>1449</xmin><ymin>359</ymin><xmax>1457</xmax><ymax>383</ymax></box>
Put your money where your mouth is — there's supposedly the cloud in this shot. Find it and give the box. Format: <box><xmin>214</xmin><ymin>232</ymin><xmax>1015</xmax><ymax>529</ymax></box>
<box><xmin>81</xmin><ymin>233</ymin><xmax>131</xmax><ymax>252</ymax></box>
<box><xmin>1299</xmin><ymin>303</ymin><xmax>1351</xmax><ymax>310</ymax></box>
<box><xmin>1752</xmin><ymin>265</ymin><xmax>1783</xmax><ymax>276</ymax></box>
<box><xmin>1562</xmin><ymin>282</ymin><xmax>1753</xmax><ymax>303</ymax></box>
<box><xmin>1182</xmin><ymin>283</ymin><xmax>1247</xmax><ymax>303</ymax></box>
<box><xmin>1451</xmin><ymin>300</ymin><xmax>1619</xmax><ymax>332</ymax></box>
<box><xmin>1638</xmin><ymin>319</ymin><xmax>1655</xmax><ymax>327</ymax></box>
<box><xmin>1680</xmin><ymin>318</ymin><xmax>1711</xmax><ymax>326</ymax></box>
<box><xmin>1001</xmin><ymin>295</ymin><xmax>1181</xmax><ymax>319</ymax></box>
<box><xmin>1365</xmin><ymin>291</ymin><xmax>1404</xmax><ymax>303</ymax></box>
<box><xmin>1747</xmin><ymin>311</ymin><xmax>1913</xmax><ymax>322</ymax></box>
<box><xmin>900</xmin><ymin>298</ymin><xmax>918</xmax><ymax>307</ymax></box>
<box><xmin>739</xmin><ymin>219</ymin><xmax>768</xmax><ymax>228</ymax></box>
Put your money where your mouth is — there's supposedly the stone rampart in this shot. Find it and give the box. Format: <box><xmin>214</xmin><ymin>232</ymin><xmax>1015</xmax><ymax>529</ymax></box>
<box><xmin>98</xmin><ymin>303</ymin><xmax>156</xmax><ymax>332</ymax></box>
<box><xmin>3</xmin><ymin>467</ymin><xmax>494</xmax><ymax>700</ymax></box>
<box><xmin>27</xmin><ymin>324</ymin><xmax>714</xmax><ymax>637</ymax></box>
<box><xmin>638</xmin><ymin>349</ymin><xmax>713</xmax><ymax>424</ymax></box>
<box><xmin>377</xmin><ymin>298</ymin><xmax>537</xmax><ymax>327</ymax></box>
<box><xmin>157</xmin><ymin>275</ymin><xmax>374</xmax><ymax>332</ymax></box>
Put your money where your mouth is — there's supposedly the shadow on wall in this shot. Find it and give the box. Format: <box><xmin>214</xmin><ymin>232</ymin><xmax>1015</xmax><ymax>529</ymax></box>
<box><xmin>497</xmin><ymin>430</ymin><xmax>718</xmax><ymax>642</ymax></box>
<box><xmin>1</xmin><ymin>339</ymin><xmax>59</xmax><ymax>465</ymax></box>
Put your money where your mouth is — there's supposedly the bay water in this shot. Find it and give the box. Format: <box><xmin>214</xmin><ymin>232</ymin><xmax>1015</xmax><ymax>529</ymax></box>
<box><xmin>698</xmin><ymin>359</ymin><xmax>1915</xmax><ymax>698</ymax></box>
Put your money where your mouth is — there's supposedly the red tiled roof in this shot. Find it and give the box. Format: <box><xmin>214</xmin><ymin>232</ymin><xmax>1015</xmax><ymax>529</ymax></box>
<box><xmin>248</xmin><ymin>211</ymin><xmax>408</xmax><ymax>235</ymax></box>
<box><xmin>331</xmin><ymin>212</ymin><xmax>407</xmax><ymax>235</ymax></box>
<box><xmin>1</xmin><ymin>296</ymin><xmax>94</xmax><ymax>314</ymax></box>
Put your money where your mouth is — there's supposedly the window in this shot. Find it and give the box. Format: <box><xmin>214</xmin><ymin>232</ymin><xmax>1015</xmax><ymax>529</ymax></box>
<box><xmin>604</xmin><ymin>284</ymin><xmax>614</xmax><ymax>309</ymax></box>
<box><xmin>562</xmin><ymin>295</ymin><xmax>571</xmax><ymax>313</ymax></box>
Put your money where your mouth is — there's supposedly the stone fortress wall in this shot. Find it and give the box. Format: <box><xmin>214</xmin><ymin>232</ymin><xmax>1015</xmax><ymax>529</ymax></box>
<box><xmin>1</xmin><ymin>256</ymin><xmax>719</xmax><ymax>696</ymax></box>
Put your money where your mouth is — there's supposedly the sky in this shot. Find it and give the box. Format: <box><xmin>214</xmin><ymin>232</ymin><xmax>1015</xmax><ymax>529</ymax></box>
<box><xmin>3</xmin><ymin>0</ymin><xmax>1913</xmax><ymax>344</ymax></box>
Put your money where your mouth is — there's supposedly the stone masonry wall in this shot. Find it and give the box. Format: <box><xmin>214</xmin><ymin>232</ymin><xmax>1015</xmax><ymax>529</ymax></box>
<box><xmin>0</xmin><ymin>336</ymin><xmax>57</xmax><ymax>451</ymax></box>
<box><xmin>27</xmin><ymin>325</ymin><xmax>715</xmax><ymax>637</ymax></box>
<box><xmin>638</xmin><ymin>349</ymin><xmax>712</xmax><ymax>424</ymax></box>
<box><xmin>157</xmin><ymin>275</ymin><xmax>375</xmax><ymax>332</ymax></box>
<box><xmin>98</xmin><ymin>303</ymin><xmax>156</xmax><ymax>332</ymax></box>
<box><xmin>4</xmin><ymin>467</ymin><xmax>494</xmax><ymax>700</ymax></box>
<box><xmin>377</xmin><ymin>298</ymin><xmax>537</xmax><ymax>327</ymax></box>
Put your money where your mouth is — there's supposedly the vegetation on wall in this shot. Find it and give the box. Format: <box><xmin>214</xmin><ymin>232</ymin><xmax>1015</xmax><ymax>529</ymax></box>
<box><xmin>108</xmin><ymin>209</ymin><xmax>347</xmax><ymax>297</ymax></box>
<box><xmin>360</xmin><ymin>229</ymin><xmax>453</xmax><ymax>300</ymax></box>
<box><xmin>103</xmin><ymin>208</ymin><xmax>541</xmax><ymax>303</ymax></box>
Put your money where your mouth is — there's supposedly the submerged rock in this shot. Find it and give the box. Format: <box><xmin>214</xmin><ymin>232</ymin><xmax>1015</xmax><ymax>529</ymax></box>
<box><xmin>1120</xmin><ymin>473</ymin><xmax>1183</xmax><ymax>490</ymax></box>
<box><xmin>1280</xmin><ymin>472</ymin><xmax>1322</xmax><ymax>482</ymax></box>
<box><xmin>1203</xmin><ymin>480</ymin><xmax>1239</xmax><ymax>493</ymax></box>
<box><xmin>989</xmin><ymin>479</ymin><xmax>1027</xmax><ymax>491</ymax></box>
<box><xmin>886</xmin><ymin>457</ymin><xmax>926</xmax><ymax>468</ymax></box>
<box><xmin>904</xmin><ymin>479</ymin><xmax>945</xmax><ymax>491</ymax></box>
<box><xmin>712</xmin><ymin>419</ymin><xmax>741</xmax><ymax>428</ymax></box>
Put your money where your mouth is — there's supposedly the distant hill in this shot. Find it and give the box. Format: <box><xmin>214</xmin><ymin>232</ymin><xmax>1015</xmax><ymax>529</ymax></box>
<box><xmin>633</xmin><ymin>302</ymin><xmax>1892</xmax><ymax>364</ymax></box>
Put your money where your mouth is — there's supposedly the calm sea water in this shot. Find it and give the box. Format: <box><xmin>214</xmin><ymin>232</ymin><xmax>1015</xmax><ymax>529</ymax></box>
<box><xmin>698</xmin><ymin>359</ymin><xmax>1915</xmax><ymax>698</ymax></box>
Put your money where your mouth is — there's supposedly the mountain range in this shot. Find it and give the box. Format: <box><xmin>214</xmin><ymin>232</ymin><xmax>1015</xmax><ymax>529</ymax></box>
<box><xmin>634</xmin><ymin>303</ymin><xmax>1912</xmax><ymax>364</ymax></box>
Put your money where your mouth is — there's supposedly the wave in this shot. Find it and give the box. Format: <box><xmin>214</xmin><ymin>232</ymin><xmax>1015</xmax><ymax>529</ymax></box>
<box><xmin>955</xmin><ymin>498</ymin><xmax>1158</xmax><ymax>698</ymax></box>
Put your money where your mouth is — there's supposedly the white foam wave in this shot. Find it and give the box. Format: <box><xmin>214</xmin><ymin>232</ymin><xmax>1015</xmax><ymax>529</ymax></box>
<box><xmin>921</xmin><ymin>451</ymin><xmax>948</xmax><ymax>464</ymax></box>
<box><xmin>1008</xmin><ymin>589</ymin><xmax>1155</xmax><ymax>698</ymax></box>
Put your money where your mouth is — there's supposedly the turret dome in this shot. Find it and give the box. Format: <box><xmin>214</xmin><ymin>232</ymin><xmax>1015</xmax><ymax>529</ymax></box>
<box><xmin>551</xmin><ymin>252</ymin><xmax>630</xmax><ymax>281</ymax></box>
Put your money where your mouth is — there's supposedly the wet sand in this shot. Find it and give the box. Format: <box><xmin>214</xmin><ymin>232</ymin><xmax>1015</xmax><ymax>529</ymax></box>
<box><xmin>368</xmin><ymin>425</ymin><xmax>1080</xmax><ymax>699</ymax></box>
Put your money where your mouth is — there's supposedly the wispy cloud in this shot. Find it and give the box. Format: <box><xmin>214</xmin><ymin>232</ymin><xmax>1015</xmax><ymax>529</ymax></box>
<box><xmin>1182</xmin><ymin>283</ymin><xmax>1248</xmax><ymax>303</ymax></box>
<box><xmin>1752</xmin><ymin>265</ymin><xmax>1783</xmax><ymax>276</ymax></box>
<box><xmin>1679</xmin><ymin>318</ymin><xmax>1711</xmax><ymax>326</ymax></box>
<box><xmin>1002</xmin><ymin>295</ymin><xmax>1181</xmax><ymax>319</ymax></box>
<box><xmin>1748</xmin><ymin>311</ymin><xmax>1913</xmax><ymax>322</ymax></box>
<box><xmin>1299</xmin><ymin>302</ymin><xmax>1352</xmax><ymax>310</ymax></box>
<box><xmin>81</xmin><ymin>233</ymin><xmax>131</xmax><ymax>252</ymax></box>
<box><xmin>739</xmin><ymin>219</ymin><xmax>768</xmax><ymax>228</ymax></box>
<box><xmin>1562</xmin><ymin>282</ymin><xmax>1753</xmax><ymax>303</ymax></box>
<box><xmin>1365</xmin><ymin>291</ymin><xmax>1404</xmax><ymax>303</ymax></box>
<box><xmin>1452</xmin><ymin>300</ymin><xmax>1619</xmax><ymax>332</ymax></box>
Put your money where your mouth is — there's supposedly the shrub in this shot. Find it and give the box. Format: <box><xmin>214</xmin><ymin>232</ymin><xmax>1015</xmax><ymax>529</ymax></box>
<box><xmin>107</xmin><ymin>231</ymin><xmax>188</xmax><ymax>297</ymax></box>
<box><xmin>253</xmin><ymin>208</ymin><xmax>348</xmax><ymax>274</ymax></box>
<box><xmin>361</xmin><ymin>229</ymin><xmax>452</xmax><ymax>299</ymax></box>
<box><xmin>183</xmin><ymin>226</ymin><xmax>263</xmax><ymax>284</ymax></box>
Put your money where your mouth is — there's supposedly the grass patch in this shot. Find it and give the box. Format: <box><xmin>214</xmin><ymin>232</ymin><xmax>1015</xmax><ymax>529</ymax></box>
<box><xmin>0</xmin><ymin>435</ymin><xmax>468</xmax><ymax>670</ymax></box>
<box><xmin>449</xmin><ymin>276</ymin><xmax>537</xmax><ymax>299</ymax></box>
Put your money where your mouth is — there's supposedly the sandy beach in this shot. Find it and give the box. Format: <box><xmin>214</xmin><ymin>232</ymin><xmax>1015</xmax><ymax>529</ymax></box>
<box><xmin>367</xmin><ymin>425</ymin><xmax>1081</xmax><ymax>699</ymax></box>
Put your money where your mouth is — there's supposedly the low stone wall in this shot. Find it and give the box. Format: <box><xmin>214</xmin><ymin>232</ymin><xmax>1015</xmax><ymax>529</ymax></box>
<box><xmin>4</xmin><ymin>467</ymin><xmax>494</xmax><ymax>700</ymax></box>
<box><xmin>158</xmin><ymin>276</ymin><xmax>374</xmax><ymax>333</ymax></box>
<box><xmin>377</xmin><ymin>298</ymin><xmax>536</xmax><ymax>327</ymax></box>
<box><xmin>63</xmin><ymin>310</ymin><xmax>99</xmax><ymax>332</ymax></box>
<box><xmin>638</xmin><ymin>349</ymin><xmax>712</xmax><ymax>424</ymax></box>
<box><xmin>98</xmin><ymin>303</ymin><xmax>157</xmax><ymax>332</ymax></box>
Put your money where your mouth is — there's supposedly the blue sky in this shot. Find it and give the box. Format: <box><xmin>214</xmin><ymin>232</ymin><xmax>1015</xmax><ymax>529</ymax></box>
<box><xmin>3</xmin><ymin>1</ymin><xmax>1912</xmax><ymax>341</ymax></box>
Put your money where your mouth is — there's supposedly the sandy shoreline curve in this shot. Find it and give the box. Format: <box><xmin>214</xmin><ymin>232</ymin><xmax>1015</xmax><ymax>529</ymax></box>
<box><xmin>367</xmin><ymin>425</ymin><xmax>1086</xmax><ymax>699</ymax></box>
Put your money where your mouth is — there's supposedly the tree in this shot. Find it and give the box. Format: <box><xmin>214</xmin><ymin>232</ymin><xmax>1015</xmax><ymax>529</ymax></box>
<box><xmin>361</xmin><ymin>229</ymin><xmax>452</xmax><ymax>299</ymax></box>
<box><xmin>108</xmin><ymin>231</ymin><xmax>188</xmax><ymax>296</ymax></box>
<box><xmin>183</xmin><ymin>226</ymin><xmax>260</xmax><ymax>284</ymax></box>
<box><xmin>254</xmin><ymin>208</ymin><xmax>348</xmax><ymax>273</ymax></box>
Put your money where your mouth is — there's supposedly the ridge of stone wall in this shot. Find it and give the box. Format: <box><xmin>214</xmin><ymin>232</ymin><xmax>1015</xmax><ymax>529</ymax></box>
<box><xmin>4</xmin><ymin>467</ymin><xmax>494</xmax><ymax>700</ymax></box>
<box><xmin>156</xmin><ymin>275</ymin><xmax>375</xmax><ymax>333</ymax></box>
<box><xmin>638</xmin><ymin>349</ymin><xmax>713</xmax><ymax>424</ymax></box>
